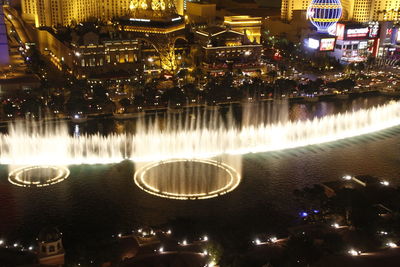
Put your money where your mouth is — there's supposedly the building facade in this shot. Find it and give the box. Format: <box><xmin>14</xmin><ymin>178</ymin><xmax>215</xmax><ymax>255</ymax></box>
<box><xmin>21</xmin><ymin>0</ymin><xmax>184</xmax><ymax>27</ymax></box>
<box><xmin>186</xmin><ymin>1</ymin><xmax>216</xmax><ymax>24</ymax></box>
<box><xmin>37</xmin><ymin>228</ymin><xmax>65</xmax><ymax>266</ymax></box>
<box><xmin>195</xmin><ymin>26</ymin><xmax>262</xmax><ymax>74</ymax></box>
<box><xmin>0</xmin><ymin>0</ymin><xmax>10</xmax><ymax>66</ymax></box>
<box><xmin>224</xmin><ymin>16</ymin><xmax>262</xmax><ymax>43</ymax></box>
<box><xmin>331</xmin><ymin>22</ymin><xmax>378</xmax><ymax>62</ymax></box>
<box><xmin>281</xmin><ymin>0</ymin><xmax>400</xmax><ymax>22</ymax></box>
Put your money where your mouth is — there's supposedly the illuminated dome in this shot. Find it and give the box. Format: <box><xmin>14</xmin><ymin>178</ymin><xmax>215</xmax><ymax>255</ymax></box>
<box><xmin>307</xmin><ymin>0</ymin><xmax>342</xmax><ymax>33</ymax></box>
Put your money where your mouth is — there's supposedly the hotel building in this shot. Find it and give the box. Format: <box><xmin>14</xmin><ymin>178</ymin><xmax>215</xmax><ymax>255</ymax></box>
<box><xmin>281</xmin><ymin>0</ymin><xmax>400</xmax><ymax>22</ymax></box>
<box><xmin>21</xmin><ymin>0</ymin><xmax>185</xmax><ymax>27</ymax></box>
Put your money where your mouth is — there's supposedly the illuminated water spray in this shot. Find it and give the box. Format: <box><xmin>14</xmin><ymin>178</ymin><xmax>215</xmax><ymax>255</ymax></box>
<box><xmin>2</xmin><ymin>101</ymin><xmax>400</xmax><ymax>197</ymax></box>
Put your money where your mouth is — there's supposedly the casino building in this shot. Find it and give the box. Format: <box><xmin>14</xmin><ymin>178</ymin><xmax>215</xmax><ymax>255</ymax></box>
<box><xmin>282</xmin><ymin>0</ymin><xmax>400</xmax><ymax>23</ymax></box>
<box><xmin>21</xmin><ymin>0</ymin><xmax>185</xmax><ymax>28</ymax></box>
<box><xmin>331</xmin><ymin>22</ymin><xmax>380</xmax><ymax>62</ymax></box>
<box><xmin>194</xmin><ymin>26</ymin><xmax>262</xmax><ymax>75</ymax></box>
<box><xmin>20</xmin><ymin>0</ymin><xmax>187</xmax><ymax>74</ymax></box>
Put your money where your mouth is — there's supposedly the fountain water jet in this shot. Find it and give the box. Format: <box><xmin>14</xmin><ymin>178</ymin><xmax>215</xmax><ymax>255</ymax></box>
<box><xmin>8</xmin><ymin>165</ymin><xmax>70</xmax><ymax>187</ymax></box>
<box><xmin>2</xmin><ymin>101</ymin><xmax>400</xmax><ymax>194</ymax></box>
<box><xmin>134</xmin><ymin>155</ymin><xmax>242</xmax><ymax>200</ymax></box>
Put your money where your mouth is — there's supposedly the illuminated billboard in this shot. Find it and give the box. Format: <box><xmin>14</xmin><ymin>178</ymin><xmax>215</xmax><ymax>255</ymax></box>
<box><xmin>346</xmin><ymin>27</ymin><xmax>369</xmax><ymax>38</ymax></box>
<box><xmin>320</xmin><ymin>38</ymin><xmax>336</xmax><ymax>51</ymax></box>
<box><xmin>336</xmin><ymin>23</ymin><xmax>345</xmax><ymax>40</ymax></box>
<box><xmin>397</xmin><ymin>30</ymin><xmax>400</xmax><ymax>43</ymax></box>
<box><xmin>368</xmin><ymin>22</ymin><xmax>379</xmax><ymax>38</ymax></box>
<box><xmin>308</xmin><ymin>38</ymin><xmax>320</xmax><ymax>49</ymax></box>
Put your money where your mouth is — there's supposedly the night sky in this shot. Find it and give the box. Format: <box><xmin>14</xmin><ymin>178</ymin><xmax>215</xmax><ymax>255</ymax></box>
<box><xmin>255</xmin><ymin>0</ymin><xmax>281</xmax><ymax>7</ymax></box>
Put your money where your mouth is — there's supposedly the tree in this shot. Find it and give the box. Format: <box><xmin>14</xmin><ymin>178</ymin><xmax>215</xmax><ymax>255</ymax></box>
<box><xmin>204</xmin><ymin>241</ymin><xmax>224</xmax><ymax>266</ymax></box>
<box><xmin>267</xmin><ymin>70</ymin><xmax>278</xmax><ymax>83</ymax></box>
<box><xmin>283</xmin><ymin>235</ymin><xmax>322</xmax><ymax>266</ymax></box>
<box><xmin>192</xmin><ymin>66</ymin><xmax>205</xmax><ymax>86</ymax></box>
<box><xmin>119</xmin><ymin>98</ymin><xmax>131</xmax><ymax>110</ymax></box>
<box><xmin>177</xmin><ymin>68</ymin><xmax>189</xmax><ymax>85</ymax></box>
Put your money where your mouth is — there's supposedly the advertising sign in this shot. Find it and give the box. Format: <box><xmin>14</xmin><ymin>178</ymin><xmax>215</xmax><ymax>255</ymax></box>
<box><xmin>336</xmin><ymin>23</ymin><xmax>345</xmax><ymax>40</ymax></box>
<box><xmin>346</xmin><ymin>27</ymin><xmax>369</xmax><ymax>38</ymax></box>
<box><xmin>368</xmin><ymin>23</ymin><xmax>379</xmax><ymax>38</ymax></box>
<box><xmin>397</xmin><ymin>30</ymin><xmax>400</xmax><ymax>43</ymax></box>
<box><xmin>308</xmin><ymin>38</ymin><xmax>320</xmax><ymax>49</ymax></box>
<box><xmin>320</xmin><ymin>38</ymin><xmax>336</xmax><ymax>51</ymax></box>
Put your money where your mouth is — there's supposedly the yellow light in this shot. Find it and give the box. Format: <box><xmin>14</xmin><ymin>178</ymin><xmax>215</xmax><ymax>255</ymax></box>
<box><xmin>8</xmin><ymin>166</ymin><xmax>70</xmax><ymax>188</ymax></box>
<box><xmin>224</xmin><ymin>20</ymin><xmax>262</xmax><ymax>25</ymax></box>
<box><xmin>134</xmin><ymin>159</ymin><xmax>242</xmax><ymax>200</ymax></box>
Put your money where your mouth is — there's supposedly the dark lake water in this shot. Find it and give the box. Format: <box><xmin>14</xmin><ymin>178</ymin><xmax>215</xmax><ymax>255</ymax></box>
<box><xmin>0</xmin><ymin>96</ymin><xmax>399</xmax><ymax>252</ymax></box>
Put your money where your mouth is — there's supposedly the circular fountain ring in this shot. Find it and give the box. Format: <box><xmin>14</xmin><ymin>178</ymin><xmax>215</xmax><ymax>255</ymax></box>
<box><xmin>134</xmin><ymin>159</ymin><xmax>241</xmax><ymax>200</ymax></box>
<box><xmin>8</xmin><ymin>166</ymin><xmax>70</xmax><ymax>187</ymax></box>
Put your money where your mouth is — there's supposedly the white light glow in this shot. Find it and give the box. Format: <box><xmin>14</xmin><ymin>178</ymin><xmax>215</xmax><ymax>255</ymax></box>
<box><xmin>348</xmin><ymin>249</ymin><xmax>361</xmax><ymax>256</ymax></box>
<box><xmin>332</xmin><ymin>223</ymin><xmax>340</xmax><ymax>229</ymax></box>
<box><xmin>387</xmin><ymin>242</ymin><xmax>397</xmax><ymax>248</ymax></box>
<box><xmin>270</xmin><ymin>237</ymin><xmax>277</xmax><ymax>243</ymax></box>
<box><xmin>2</xmin><ymin>101</ymin><xmax>400</xmax><ymax>195</ymax></box>
<box><xmin>308</xmin><ymin>38</ymin><xmax>320</xmax><ymax>49</ymax></box>
<box><xmin>343</xmin><ymin>175</ymin><xmax>352</xmax><ymax>180</ymax></box>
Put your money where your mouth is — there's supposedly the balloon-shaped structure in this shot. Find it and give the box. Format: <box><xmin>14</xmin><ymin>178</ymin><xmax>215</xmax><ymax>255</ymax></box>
<box><xmin>307</xmin><ymin>0</ymin><xmax>342</xmax><ymax>33</ymax></box>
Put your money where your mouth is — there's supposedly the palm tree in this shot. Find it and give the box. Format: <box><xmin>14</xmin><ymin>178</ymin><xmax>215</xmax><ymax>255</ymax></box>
<box><xmin>192</xmin><ymin>66</ymin><xmax>205</xmax><ymax>87</ymax></box>
<box><xmin>267</xmin><ymin>70</ymin><xmax>278</xmax><ymax>83</ymax></box>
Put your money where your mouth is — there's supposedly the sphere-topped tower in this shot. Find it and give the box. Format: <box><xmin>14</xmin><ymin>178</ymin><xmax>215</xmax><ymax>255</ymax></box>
<box><xmin>307</xmin><ymin>0</ymin><xmax>342</xmax><ymax>33</ymax></box>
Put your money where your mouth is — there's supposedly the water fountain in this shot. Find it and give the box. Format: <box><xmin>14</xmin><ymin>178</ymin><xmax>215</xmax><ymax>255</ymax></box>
<box><xmin>134</xmin><ymin>156</ymin><xmax>242</xmax><ymax>200</ymax></box>
<box><xmin>8</xmin><ymin>165</ymin><xmax>70</xmax><ymax>187</ymax></box>
<box><xmin>2</xmin><ymin>101</ymin><xmax>400</xmax><ymax>195</ymax></box>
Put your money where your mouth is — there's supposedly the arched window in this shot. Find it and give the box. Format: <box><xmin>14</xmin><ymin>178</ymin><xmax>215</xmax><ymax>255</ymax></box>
<box><xmin>49</xmin><ymin>245</ymin><xmax>55</xmax><ymax>252</ymax></box>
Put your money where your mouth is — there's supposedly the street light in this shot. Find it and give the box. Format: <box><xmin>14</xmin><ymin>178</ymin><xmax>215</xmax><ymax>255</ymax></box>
<box><xmin>331</xmin><ymin>223</ymin><xmax>340</xmax><ymax>229</ymax></box>
<box><xmin>380</xmin><ymin>181</ymin><xmax>390</xmax><ymax>186</ymax></box>
<box><xmin>386</xmin><ymin>242</ymin><xmax>397</xmax><ymax>248</ymax></box>
<box><xmin>342</xmin><ymin>175</ymin><xmax>352</xmax><ymax>180</ymax></box>
<box><xmin>348</xmin><ymin>249</ymin><xmax>361</xmax><ymax>256</ymax></box>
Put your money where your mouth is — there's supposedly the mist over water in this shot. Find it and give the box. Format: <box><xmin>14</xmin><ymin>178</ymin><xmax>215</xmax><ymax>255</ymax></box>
<box><xmin>0</xmin><ymin>100</ymin><xmax>399</xmax><ymax>167</ymax></box>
